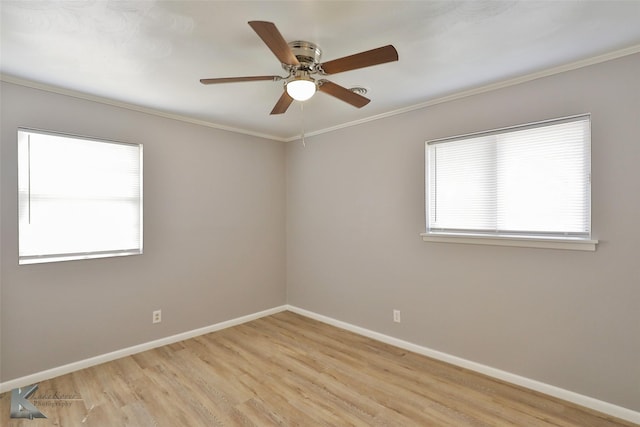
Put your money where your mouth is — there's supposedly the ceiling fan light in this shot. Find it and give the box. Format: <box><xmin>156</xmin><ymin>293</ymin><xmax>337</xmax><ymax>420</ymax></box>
<box><xmin>286</xmin><ymin>78</ymin><xmax>316</xmax><ymax>101</ymax></box>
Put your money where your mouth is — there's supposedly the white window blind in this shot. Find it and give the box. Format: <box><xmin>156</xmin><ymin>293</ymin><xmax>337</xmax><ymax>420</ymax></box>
<box><xmin>426</xmin><ymin>115</ymin><xmax>591</xmax><ymax>241</ymax></box>
<box><xmin>18</xmin><ymin>129</ymin><xmax>143</xmax><ymax>264</ymax></box>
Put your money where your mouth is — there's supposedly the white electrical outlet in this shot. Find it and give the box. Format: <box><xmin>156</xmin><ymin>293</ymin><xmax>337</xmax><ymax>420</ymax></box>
<box><xmin>152</xmin><ymin>310</ymin><xmax>162</xmax><ymax>324</ymax></box>
<box><xmin>393</xmin><ymin>309</ymin><xmax>401</xmax><ymax>323</ymax></box>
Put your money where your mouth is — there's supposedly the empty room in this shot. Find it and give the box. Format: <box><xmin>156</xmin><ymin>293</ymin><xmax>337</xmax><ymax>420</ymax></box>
<box><xmin>1</xmin><ymin>1</ymin><xmax>639</xmax><ymax>426</ymax></box>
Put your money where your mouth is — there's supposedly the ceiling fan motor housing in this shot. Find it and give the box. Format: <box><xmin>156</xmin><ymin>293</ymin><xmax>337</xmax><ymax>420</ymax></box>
<box><xmin>285</xmin><ymin>41</ymin><xmax>322</xmax><ymax>72</ymax></box>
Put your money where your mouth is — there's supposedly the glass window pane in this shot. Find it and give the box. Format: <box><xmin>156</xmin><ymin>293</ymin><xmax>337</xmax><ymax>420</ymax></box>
<box><xmin>426</xmin><ymin>115</ymin><xmax>590</xmax><ymax>239</ymax></box>
<box><xmin>18</xmin><ymin>129</ymin><xmax>143</xmax><ymax>264</ymax></box>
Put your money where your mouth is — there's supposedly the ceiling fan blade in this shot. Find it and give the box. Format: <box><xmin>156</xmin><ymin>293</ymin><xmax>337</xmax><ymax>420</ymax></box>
<box><xmin>248</xmin><ymin>21</ymin><xmax>300</xmax><ymax>66</ymax></box>
<box><xmin>270</xmin><ymin>91</ymin><xmax>294</xmax><ymax>115</ymax></box>
<box><xmin>318</xmin><ymin>80</ymin><xmax>370</xmax><ymax>108</ymax></box>
<box><xmin>320</xmin><ymin>45</ymin><xmax>398</xmax><ymax>75</ymax></box>
<box><xmin>200</xmin><ymin>76</ymin><xmax>281</xmax><ymax>85</ymax></box>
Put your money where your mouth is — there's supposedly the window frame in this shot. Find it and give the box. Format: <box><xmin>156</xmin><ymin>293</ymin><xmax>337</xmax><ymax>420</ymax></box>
<box><xmin>421</xmin><ymin>115</ymin><xmax>598</xmax><ymax>251</ymax></box>
<box><xmin>17</xmin><ymin>128</ymin><xmax>143</xmax><ymax>264</ymax></box>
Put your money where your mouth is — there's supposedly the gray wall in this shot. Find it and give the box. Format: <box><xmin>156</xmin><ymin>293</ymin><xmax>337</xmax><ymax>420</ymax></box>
<box><xmin>2</xmin><ymin>53</ymin><xmax>639</xmax><ymax>413</ymax></box>
<box><xmin>286</xmin><ymin>53</ymin><xmax>640</xmax><ymax>410</ymax></box>
<box><xmin>0</xmin><ymin>82</ymin><xmax>287</xmax><ymax>381</ymax></box>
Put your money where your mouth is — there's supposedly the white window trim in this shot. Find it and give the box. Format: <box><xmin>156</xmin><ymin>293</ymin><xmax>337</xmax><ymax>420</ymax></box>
<box><xmin>420</xmin><ymin>232</ymin><xmax>598</xmax><ymax>251</ymax></box>
<box><xmin>423</xmin><ymin>114</ymin><xmax>597</xmax><ymax>251</ymax></box>
<box><xmin>18</xmin><ymin>128</ymin><xmax>143</xmax><ymax>265</ymax></box>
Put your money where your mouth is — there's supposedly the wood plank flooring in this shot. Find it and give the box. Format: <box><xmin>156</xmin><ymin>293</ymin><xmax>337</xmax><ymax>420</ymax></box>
<box><xmin>1</xmin><ymin>311</ymin><xmax>636</xmax><ymax>426</ymax></box>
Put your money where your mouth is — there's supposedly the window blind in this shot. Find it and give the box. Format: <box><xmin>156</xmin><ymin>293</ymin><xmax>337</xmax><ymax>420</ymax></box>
<box><xmin>18</xmin><ymin>129</ymin><xmax>143</xmax><ymax>264</ymax></box>
<box><xmin>426</xmin><ymin>115</ymin><xmax>591</xmax><ymax>239</ymax></box>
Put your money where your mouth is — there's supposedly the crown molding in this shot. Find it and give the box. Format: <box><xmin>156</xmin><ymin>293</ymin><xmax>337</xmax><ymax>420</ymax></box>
<box><xmin>3</xmin><ymin>44</ymin><xmax>639</xmax><ymax>144</ymax></box>
<box><xmin>0</xmin><ymin>74</ymin><xmax>288</xmax><ymax>142</ymax></box>
<box><xmin>284</xmin><ymin>44</ymin><xmax>640</xmax><ymax>142</ymax></box>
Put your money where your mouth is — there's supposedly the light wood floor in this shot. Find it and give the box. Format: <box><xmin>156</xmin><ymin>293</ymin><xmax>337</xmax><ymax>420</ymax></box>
<box><xmin>1</xmin><ymin>311</ymin><xmax>636</xmax><ymax>426</ymax></box>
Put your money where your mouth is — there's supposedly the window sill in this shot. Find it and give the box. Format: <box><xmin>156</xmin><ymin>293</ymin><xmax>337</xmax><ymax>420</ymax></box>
<box><xmin>19</xmin><ymin>249</ymin><xmax>142</xmax><ymax>265</ymax></box>
<box><xmin>420</xmin><ymin>233</ymin><xmax>598</xmax><ymax>251</ymax></box>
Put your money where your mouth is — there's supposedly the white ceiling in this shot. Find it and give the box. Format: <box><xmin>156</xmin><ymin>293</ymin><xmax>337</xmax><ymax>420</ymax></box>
<box><xmin>2</xmin><ymin>1</ymin><xmax>640</xmax><ymax>141</ymax></box>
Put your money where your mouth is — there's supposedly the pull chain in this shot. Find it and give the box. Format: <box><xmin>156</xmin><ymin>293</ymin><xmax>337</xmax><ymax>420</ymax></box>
<box><xmin>300</xmin><ymin>102</ymin><xmax>306</xmax><ymax>148</ymax></box>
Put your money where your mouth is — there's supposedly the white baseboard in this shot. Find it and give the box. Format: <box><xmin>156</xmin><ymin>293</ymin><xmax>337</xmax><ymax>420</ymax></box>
<box><xmin>2</xmin><ymin>304</ymin><xmax>638</xmax><ymax>424</ymax></box>
<box><xmin>0</xmin><ymin>305</ymin><xmax>287</xmax><ymax>394</ymax></box>
<box><xmin>286</xmin><ymin>305</ymin><xmax>640</xmax><ymax>425</ymax></box>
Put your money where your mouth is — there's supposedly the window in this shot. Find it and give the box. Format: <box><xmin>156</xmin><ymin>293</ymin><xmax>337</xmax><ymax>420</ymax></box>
<box><xmin>423</xmin><ymin>115</ymin><xmax>597</xmax><ymax>250</ymax></box>
<box><xmin>18</xmin><ymin>129</ymin><xmax>143</xmax><ymax>264</ymax></box>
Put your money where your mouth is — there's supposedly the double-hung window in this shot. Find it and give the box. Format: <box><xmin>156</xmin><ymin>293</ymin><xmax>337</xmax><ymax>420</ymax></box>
<box><xmin>18</xmin><ymin>129</ymin><xmax>143</xmax><ymax>264</ymax></box>
<box><xmin>423</xmin><ymin>114</ymin><xmax>597</xmax><ymax>250</ymax></box>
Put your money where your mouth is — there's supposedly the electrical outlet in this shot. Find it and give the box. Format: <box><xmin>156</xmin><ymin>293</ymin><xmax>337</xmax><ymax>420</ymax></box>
<box><xmin>152</xmin><ymin>310</ymin><xmax>162</xmax><ymax>324</ymax></box>
<box><xmin>393</xmin><ymin>309</ymin><xmax>401</xmax><ymax>323</ymax></box>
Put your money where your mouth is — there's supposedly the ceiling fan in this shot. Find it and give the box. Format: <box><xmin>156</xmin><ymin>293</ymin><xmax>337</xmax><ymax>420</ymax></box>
<box><xmin>200</xmin><ymin>21</ymin><xmax>399</xmax><ymax>115</ymax></box>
